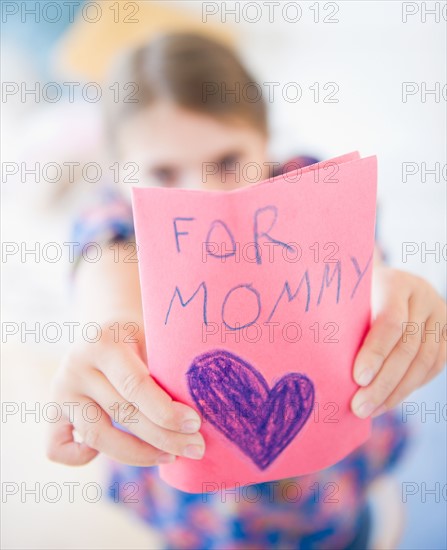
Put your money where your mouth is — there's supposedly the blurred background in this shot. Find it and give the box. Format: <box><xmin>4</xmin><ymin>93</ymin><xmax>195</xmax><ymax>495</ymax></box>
<box><xmin>1</xmin><ymin>1</ymin><xmax>446</xmax><ymax>548</ymax></box>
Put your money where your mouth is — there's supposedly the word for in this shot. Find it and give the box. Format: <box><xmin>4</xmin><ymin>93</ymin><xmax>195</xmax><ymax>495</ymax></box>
<box><xmin>174</xmin><ymin>208</ymin><xmax>341</xmax><ymax>263</ymax></box>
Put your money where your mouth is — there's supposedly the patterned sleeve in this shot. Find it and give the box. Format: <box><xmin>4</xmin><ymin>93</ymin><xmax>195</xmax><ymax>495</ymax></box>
<box><xmin>70</xmin><ymin>185</ymin><xmax>135</xmax><ymax>271</ymax></box>
<box><xmin>271</xmin><ymin>154</ymin><xmax>320</xmax><ymax>178</ymax></box>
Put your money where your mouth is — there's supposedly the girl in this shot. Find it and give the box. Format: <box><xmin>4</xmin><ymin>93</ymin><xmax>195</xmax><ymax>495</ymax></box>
<box><xmin>48</xmin><ymin>34</ymin><xmax>446</xmax><ymax>549</ymax></box>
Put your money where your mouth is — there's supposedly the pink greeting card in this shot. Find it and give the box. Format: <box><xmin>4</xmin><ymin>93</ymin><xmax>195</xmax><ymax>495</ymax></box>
<box><xmin>131</xmin><ymin>152</ymin><xmax>377</xmax><ymax>493</ymax></box>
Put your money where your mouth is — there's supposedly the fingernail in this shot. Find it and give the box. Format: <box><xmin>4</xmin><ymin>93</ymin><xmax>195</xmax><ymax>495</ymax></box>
<box><xmin>357</xmin><ymin>369</ymin><xmax>374</xmax><ymax>387</ymax></box>
<box><xmin>183</xmin><ymin>444</ymin><xmax>205</xmax><ymax>459</ymax></box>
<box><xmin>181</xmin><ymin>419</ymin><xmax>200</xmax><ymax>434</ymax></box>
<box><xmin>157</xmin><ymin>453</ymin><xmax>176</xmax><ymax>464</ymax></box>
<box><xmin>354</xmin><ymin>400</ymin><xmax>376</xmax><ymax>418</ymax></box>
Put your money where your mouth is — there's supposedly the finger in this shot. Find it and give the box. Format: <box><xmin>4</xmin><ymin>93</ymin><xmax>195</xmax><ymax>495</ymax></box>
<box><xmin>371</xmin><ymin>316</ymin><xmax>443</xmax><ymax>415</ymax></box>
<box><xmin>47</xmin><ymin>414</ymin><xmax>98</xmax><ymax>466</ymax></box>
<box><xmin>353</xmin><ymin>297</ymin><xmax>409</xmax><ymax>387</ymax></box>
<box><xmin>91</xmin><ymin>340</ymin><xmax>201</xmax><ymax>434</ymax></box>
<box><xmin>84</xmin><ymin>370</ymin><xmax>205</xmax><ymax>459</ymax></box>
<box><xmin>419</xmin><ymin>328</ymin><xmax>447</xmax><ymax>386</ymax></box>
<box><xmin>72</xmin><ymin>396</ymin><xmax>177</xmax><ymax>467</ymax></box>
<box><xmin>352</xmin><ymin>291</ymin><xmax>432</xmax><ymax>417</ymax></box>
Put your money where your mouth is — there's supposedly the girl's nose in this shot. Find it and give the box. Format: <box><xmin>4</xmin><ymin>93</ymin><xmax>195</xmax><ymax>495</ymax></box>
<box><xmin>179</xmin><ymin>169</ymin><xmax>208</xmax><ymax>190</ymax></box>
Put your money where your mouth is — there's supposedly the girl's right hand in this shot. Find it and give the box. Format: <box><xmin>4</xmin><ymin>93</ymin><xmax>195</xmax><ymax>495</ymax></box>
<box><xmin>46</xmin><ymin>323</ymin><xmax>205</xmax><ymax>467</ymax></box>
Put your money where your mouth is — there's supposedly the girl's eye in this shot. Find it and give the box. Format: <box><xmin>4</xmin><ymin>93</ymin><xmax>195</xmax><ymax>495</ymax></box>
<box><xmin>219</xmin><ymin>154</ymin><xmax>239</xmax><ymax>171</ymax></box>
<box><xmin>150</xmin><ymin>167</ymin><xmax>177</xmax><ymax>186</ymax></box>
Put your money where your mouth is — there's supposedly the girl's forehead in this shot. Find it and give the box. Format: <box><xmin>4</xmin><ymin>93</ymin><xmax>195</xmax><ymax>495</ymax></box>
<box><xmin>117</xmin><ymin>102</ymin><xmax>265</xmax><ymax>162</ymax></box>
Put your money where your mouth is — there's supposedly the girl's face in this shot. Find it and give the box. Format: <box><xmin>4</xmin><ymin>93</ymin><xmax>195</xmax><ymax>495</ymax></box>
<box><xmin>117</xmin><ymin>101</ymin><xmax>269</xmax><ymax>192</ymax></box>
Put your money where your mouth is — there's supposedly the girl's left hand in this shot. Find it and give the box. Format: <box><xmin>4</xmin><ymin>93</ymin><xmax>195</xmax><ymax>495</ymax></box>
<box><xmin>351</xmin><ymin>266</ymin><xmax>446</xmax><ymax>418</ymax></box>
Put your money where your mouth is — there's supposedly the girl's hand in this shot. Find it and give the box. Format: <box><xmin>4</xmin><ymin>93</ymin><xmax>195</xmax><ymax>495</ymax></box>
<box><xmin>47</xmin><ymin>322</ymin><xmax>204</xmax><ymax>466</ymax></box>
<box><xmin>351</xmin><ymin>266</ymin><xmax>446</xmax><ymax>418</ymax></box>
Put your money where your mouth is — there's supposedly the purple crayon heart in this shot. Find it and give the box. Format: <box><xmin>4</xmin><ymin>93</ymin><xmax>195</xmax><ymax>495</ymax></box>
<box><xmin>186</xmin><ymin>349</ymin><xmax>315</xmax><ymax>470</ymax></box>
